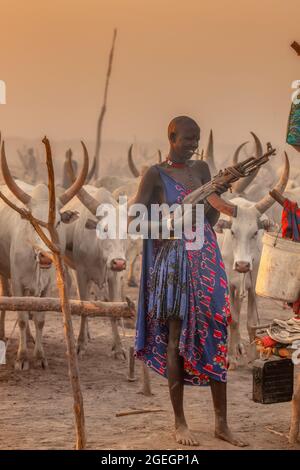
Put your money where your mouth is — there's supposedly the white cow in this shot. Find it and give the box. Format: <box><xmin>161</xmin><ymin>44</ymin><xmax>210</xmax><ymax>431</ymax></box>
<box><xmin>0</xmin><ymin>142</ymin><xmax>88</xmax><ymax>369</ymax></box>
<box><xmin>64</xmin><ymin>185</ymin><xmax>127</xmax><ymax>358</ymax></box>
<box><xmin>216</xmin><ymin>154</ymin><xmax>289</xmax><ymax>369</ymax></box>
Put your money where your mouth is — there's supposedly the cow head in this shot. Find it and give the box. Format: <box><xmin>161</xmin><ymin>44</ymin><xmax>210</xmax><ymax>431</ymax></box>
<box><xmin>216</xmin><ymin>205</ymin><xmax>276</xmax><ymax>272</ymax></box>
<box><xmin>82</xmin><ymin>188</ymin><xmax>127</xmax><ymax>273</ymax></box>
<box><xmin>215</xmin><ymin>152</ymin><xmax>289</xmax><ymax>273</ymax></box>
<box><xmin>1</xmin><ymin>141</ymin><xmax>88</xmax><ymax>268</ymax></box>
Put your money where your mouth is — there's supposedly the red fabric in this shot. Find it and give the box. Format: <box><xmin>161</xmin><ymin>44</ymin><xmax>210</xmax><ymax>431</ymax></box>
<box><xmin>281</xmin><ymin>198</ymin><xmax>300</xmax><ymax>315</ymax></box>
<box><xmin>259</xmin><ymin>336</ymin><xmax>277</xmax><ymax>348</ymax></box>
<box><xmin>281</xmin><ymin>199</ymin><xmax>300</xmax><ymax>241</ymax></box>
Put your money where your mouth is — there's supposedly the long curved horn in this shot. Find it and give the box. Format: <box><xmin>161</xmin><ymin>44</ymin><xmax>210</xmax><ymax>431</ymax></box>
<box><xmin>157</xmin><ymin>149</ymin><xmax>162</xmax><ymax>163</ymax></box>
<box><xmin>128</xmin><ymin>144</ymin><xmax>140</xmax><ymax>178</ymax></box>
<box><xmin>66</xmin><ymin>148</ymin><xmax>99</xmax><ymax>216</ymax></box>
<box><xmin>59</xmin><ymin>141</ymin><xmax>89</xmax><ymax>206</ymax></box>
<box><xmin>232</xmin><ymin>132</ymin><xmax>263</xmax><ymax>194</ymax></box>
<box><xmin>255</xmin><ymin>152</ymin><xmax>290</xmax><ymax>214</ymax></box>
<box><xmin>251</xmin><ymin>131</ymin><xmax>263</xmax><ymax>158</ymax></box>
<box><xmin>74</xmin><ymin>185</ymin><xmax>99</xmax><ymax>217</ymax></box>
<box><xmin>204</xmin><ymin>130</ymin><xmax>217</xmax><ymax>174</ymax></box>
<box><xmin>1</xmin><ymin>142</ymin><xmax>31</xmax><ymax>204</ymax></box>
<box><xmin>232</xmin><ymin>141</ymin><xmax>249</xmax><ymax>166</ymax></box>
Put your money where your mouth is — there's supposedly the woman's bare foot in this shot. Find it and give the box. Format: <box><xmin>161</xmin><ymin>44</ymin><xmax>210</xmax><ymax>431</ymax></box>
<box><xmin>215</xmin><ymin>424</ymin><xmax>248</xmax><ymax>447</ymax></box>
<box><xmin>175</xmin><ymin>424</ymin><xmax>199</xmax><ymax>446</ymax></box>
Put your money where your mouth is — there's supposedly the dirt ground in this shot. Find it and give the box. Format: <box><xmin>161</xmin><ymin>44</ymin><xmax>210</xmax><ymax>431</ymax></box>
<box><xmin>0</xmin><ymin>284</ymin><xmax>299</xmax><ymax>451</ymax></box>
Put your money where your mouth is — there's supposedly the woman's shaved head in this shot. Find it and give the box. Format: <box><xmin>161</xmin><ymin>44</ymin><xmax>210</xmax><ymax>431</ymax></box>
<box><xmin>168</xmin><ymin>116</ymin><xmax>200</xmax><ymax>141</ymax></box>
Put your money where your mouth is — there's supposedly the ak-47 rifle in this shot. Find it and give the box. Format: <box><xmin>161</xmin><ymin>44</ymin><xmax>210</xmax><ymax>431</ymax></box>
<box><xmin>183</xmin><ymin>143</ymin><xmax>276</xmax><ymax>205</ymax></box>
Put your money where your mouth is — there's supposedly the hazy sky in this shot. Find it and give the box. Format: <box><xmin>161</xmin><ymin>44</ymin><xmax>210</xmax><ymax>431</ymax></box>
<box><xmin>1</xmin><ymin>0</ymin><xmax>300</xmax><ymax>152</ymax></box>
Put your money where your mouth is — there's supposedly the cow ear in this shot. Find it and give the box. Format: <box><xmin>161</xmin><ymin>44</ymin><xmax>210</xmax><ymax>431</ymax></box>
<box><xmin>60</xmin><ymin>210</ymin><xmax>79</xmax><ymax>224</ymax></box>
<box><xmin>85</xmin><ymin>218</ymin><xmax>97</xmax><ymax>230</ymax></box>
<box><xmin>214</xmin><ymin>219</ymin><xmax>231</xmax><ymax>233</ymax></box>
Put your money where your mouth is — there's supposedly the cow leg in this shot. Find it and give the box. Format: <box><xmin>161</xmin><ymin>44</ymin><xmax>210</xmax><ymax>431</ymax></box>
<box><xmin>228</xmin><ymin>286</ymin><xmax>244</xmax><ymax>370</ymax></box>
<box><xmin>76</xmin><ymin>271</ymin><xmax>90</xmax><ymax>357</ymax></box>
<box><xmin>0</xmin><ymin>312</ymin><xmax>5</xmax><ymax>342</ymax></box>
<box><xmin>33</xmin><ymin>311</ymin><xmax>48</xmax><ymax>369</ymax></box>
<box><xmin>26</xmin><ymin>322</ymin><xmax>35</xmax><ymax>344</ymax></box>
<box><xmin>14</xmin><ymin>286</ymin><xmax>33</xmax><ymax>370</ymax></box>
<box><xmin>127</xmin><ymin>254</ymin><xmax>139</xmax><ymax>287</ymax></box>
<box><xmin>0</xmin><ymin>276</ymin><xmax>9</xmax><ymax>340</ymax></box>
<box><xmin>246</xmin><ymin>288</ymin><xmax>258</xmax><ymax>364</ymax></box>
<box><xmin>108</xmin><ymin>272</ymin><xmax>126</xmax><ymax>360</ymax></box>
<box><xmin>110</xmin><ymin>317</ymin><xmax>126</xmax><ymax>359</ymax></box>
<box><xmin>24</xmin><ymin>288</ymin><xmax>35</xmax><ymax>344</ymax></box>
<box><xmin>15</xmin><ymin>311</ymin><xmax>30</xmax><ymax>370</ymax></box>
<box><xmin>289</xmin><ymin>373</ymin><xmax>300</xmax><ymax>444</ymax></box>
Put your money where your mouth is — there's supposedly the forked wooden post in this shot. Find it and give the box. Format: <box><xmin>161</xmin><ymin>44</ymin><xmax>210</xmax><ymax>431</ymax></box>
<box><xmin>0</xmin><ymin>136</ymin><xmax>87</xmax><ymax>449</ymax></box>
<box><xmin>44</xmin><ymin>136</ymin><xmax>86</xmax><ymax>449</ymax></box>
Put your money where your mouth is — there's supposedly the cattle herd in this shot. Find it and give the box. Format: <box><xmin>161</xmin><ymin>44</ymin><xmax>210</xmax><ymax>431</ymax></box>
<box><xmin>0</xmin><ymin>130</ymin><xmax>299</xmax><ymax>444</ymax></box>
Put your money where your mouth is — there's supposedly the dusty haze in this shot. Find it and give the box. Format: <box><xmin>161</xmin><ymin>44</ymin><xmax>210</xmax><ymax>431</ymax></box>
<box><xmin>0</xmin><ymin>0</ymin><xmax>300</xmax><ymax>167</ymax></box>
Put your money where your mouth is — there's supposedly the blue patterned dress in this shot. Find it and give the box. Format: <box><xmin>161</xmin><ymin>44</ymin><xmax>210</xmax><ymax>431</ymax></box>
<box><xmin>135</xmin><ymin>166</ymin><xmax>232</xmax><ymax>385</ymax></box>
<box><xmin>287</xmin><ymin>94</ymin><xmax>300</xmax><ymax>146</ymax></box>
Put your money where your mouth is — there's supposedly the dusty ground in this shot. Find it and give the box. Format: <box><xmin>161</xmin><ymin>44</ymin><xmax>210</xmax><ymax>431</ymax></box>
<box><xmin>0</xmin><ymin>285</ymin><xmax>299</xmax><ymax>451</ymax></box>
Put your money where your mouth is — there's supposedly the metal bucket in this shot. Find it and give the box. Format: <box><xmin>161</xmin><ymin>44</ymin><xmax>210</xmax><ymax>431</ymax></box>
<box><xmin>255</xmin><ymin>232</ymin><xmax>300</xmax><ymax>302</ymax></box>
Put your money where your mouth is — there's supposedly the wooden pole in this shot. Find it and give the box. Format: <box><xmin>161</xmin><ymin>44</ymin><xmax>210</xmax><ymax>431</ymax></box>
<box><xmin>289</xmin><ymin>373</ymin><xmax>300</xmax><ymax>444</ymax></box>
<box><xmin>0</xmin><ymin>296</ymin><xmax>135</xmax><ymax>318</ymax></box>
<box><xmin>93</xmin><ymin>28</ymin><xmax>117</xmax><ymax>180</ymax></box>
<box><xmin>140</xmin><ymin>363</ymin><xmax>152</xmax><ymax>397</ymax></box>
<box><xmin>52</xmin><ymin>251</ymin><xmax>86</xmax><ymax>449</ymax></box>
<box><xmin>46</xmin><ymin>137</ymin><xmax>87</xmax><ymax>449</ymax></box>
<box><xmin>127</xmin><ymin>346</ymin><xmax>136</xmax><ymax>382</ymax></box>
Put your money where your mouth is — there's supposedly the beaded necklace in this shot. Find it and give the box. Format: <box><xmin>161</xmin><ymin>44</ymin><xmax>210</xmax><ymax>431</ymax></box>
<box><xmin>166</xmin><ymin>158</ymin><xmax>197</xmax><ymax>192</ymax></box>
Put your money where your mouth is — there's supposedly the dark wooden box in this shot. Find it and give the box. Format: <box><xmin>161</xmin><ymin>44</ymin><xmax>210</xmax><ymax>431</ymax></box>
<box><xmin>253</xmin><ymin>357</ymin><xmax>294</xmax><ymax>404</ymax></box>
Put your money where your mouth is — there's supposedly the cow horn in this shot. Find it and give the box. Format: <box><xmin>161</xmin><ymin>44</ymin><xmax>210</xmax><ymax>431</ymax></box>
<box><xmin>75</xmin><ymin>186</ymin><xmax>99</xmax><ymax>217</ymax></box>
<box><xmin>59</xmin><ymin>141</ymin><xmax>89</xmax><ymax>206</ymax></box>
<box><xmin>65</xmin><ymin>147</ymin><xmax>99</xmax><ymax>216</ymax></box>
<box><xmin>232</xmin><ymin>141</ymin><xmax>249</xmax><ymax>166</ymax></box>
<box><xmin>255</xmin><ymin>152</ymin><xmax>290</xmax><ymax>214</ymax></box>
<box><xmin>128</xmin><ymin>144</ymin><xmax>140</xmax><ymax>177</ymax></box>
<box><xmin>1</xmin><ymin>141</ymin><xmax>31</xmax><ymax>204</ymax></box>
<box><xmin>232</xmin><ymin>132</ymin><xmax>263</xmax><ymax>194</ymax></box>
<box><xmin>204</xmin><ymin>130</ymin><xmax>217</xmax><ymax>175</ymax></box>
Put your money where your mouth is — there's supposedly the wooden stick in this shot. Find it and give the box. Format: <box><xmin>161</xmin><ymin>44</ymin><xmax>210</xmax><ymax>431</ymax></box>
<box><xmin>289</xmin><ymin>374</ymin><xmax>300</xmax><ymax>444</ymax></box>
<box><xmin>265</xmin><ymin>426</ymin><xmax>288</xmax><ymax>438</ymax></box>
<box><xmin>52</xmin><ymin>251</ymin><xmax>86</xmax><ymax>449</ymax></box>
<box><xmin>116</xmin><ymin>408</ymin><xmax>165</xmax><ymax>417</ymax></box>
<box><xmin>269</xmin><ymin>189</ymin><xmax>286</xmax><ymax>207</ymax></box>
<box><xmin>93</xmin><ymin>29</ymin><xmax>117</xmax><ymax>180</ymax></box>
<box><xmin>0</xmin><ymin>296</ymin><xmax>135</xmax><ymax>318</ymax></box>
<box><xmin>43</xmin><ymin>136</ymin><xmax>56</xmax><ymax>228</ymax></box>
<box><xmin>44</xmin><ymin>138</ymin><xmax>86</xmax><ymax>449</ymax></box>
<box><xmin>127</xmin><ymin>346</ymin><xmax>136</xmax><ymax>382</ymax></box>
<box><xmin>139</xmin><ymin>363</ymin><xmax>152</xmax><ymax>396</ymax></box>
